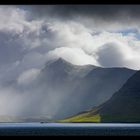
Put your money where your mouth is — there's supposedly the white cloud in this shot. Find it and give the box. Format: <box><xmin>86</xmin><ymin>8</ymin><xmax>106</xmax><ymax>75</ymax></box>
<box><xmin>43</xmin><ymin>21</ymin><xmax>140</xmax><ymax>70</ymax></box>
<box><xmin>0</xmin><ymin>6</ymin><xmax>43</xmax><ymax>33</ymax></box>
<box><xmin>1</xmin><ymin>6</ymin><xmax>140</xmax><ymax>70</ymax></box>
<box><xmin>17</xmin><ymin>68</ymin><xmax>40</xmax><ymax>86</ymax></box>
<box><xmin>46</xmin><ymin>47</ymin><xmax>99</xmax><ymax>66</ymax></box>
<box><xmin>96</xmin><ymin>42</ymin><xmax>133</xmax><ymax>67</ymax></box>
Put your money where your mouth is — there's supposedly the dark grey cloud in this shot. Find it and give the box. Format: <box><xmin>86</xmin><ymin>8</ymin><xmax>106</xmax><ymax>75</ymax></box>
<box><xmin>0</xmin><ymin>31</ymin><xmax>26</xmax><ymax>66</ymax></box>
<box><xmin>27</xmin><ymin>5</ymin><xmax>140</xmax><ymax>21</ymax></box>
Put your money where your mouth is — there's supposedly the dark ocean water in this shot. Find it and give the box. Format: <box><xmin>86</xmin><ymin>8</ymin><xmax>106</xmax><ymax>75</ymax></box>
<box><xmin>0</xmin><ymin>123</ymin><xmax>140</xmax><ymax>136</ymax></box>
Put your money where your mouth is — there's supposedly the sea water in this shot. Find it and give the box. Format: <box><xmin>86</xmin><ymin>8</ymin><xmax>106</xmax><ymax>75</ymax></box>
<box><xmin>0</xmin><ymin>123</ymin><xmax>140</xmax><ymax>135</ymax></box>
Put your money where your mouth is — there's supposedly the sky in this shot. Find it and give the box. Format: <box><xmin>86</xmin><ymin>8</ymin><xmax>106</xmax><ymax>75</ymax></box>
<box><xmin>0</xmin><ymin>5</ymin><xmax>140</xmax><ymax>72</ymax></box>
<box><xmin>0</xmin><ymin>5</ymin><xmax>140</xmax><ymax>118</ymax></box>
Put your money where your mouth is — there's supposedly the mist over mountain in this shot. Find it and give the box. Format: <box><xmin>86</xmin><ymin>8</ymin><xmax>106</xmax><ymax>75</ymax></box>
<box><xmin>13</xmin><ymin>58</ymin><xmax>137</xmax><ymax>120</ymax></box>
<box><xmin>0</xmin><ymin>58</ymin><xmax>136</xmax><ymax>121</ymax></box>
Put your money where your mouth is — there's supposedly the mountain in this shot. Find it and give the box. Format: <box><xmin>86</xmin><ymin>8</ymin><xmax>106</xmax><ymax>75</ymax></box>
<box><xmin>61</xmin><ymin>70</ymin><xmax>140</xmax><ymax>123</ymax></box>
<box><xmin>34</xmin><ymin>58</ymin><xmax>136</xmax><ymax>119</ymax></box>
<box><xmin>6</xmin><ymin>58</ymin><xmax>136</xmax><ymax>121</ymax></box>
<box><xmin>68</xmin><ymin>67</ymin><xmax>136</xmax><ymax>114</ymax></box>
<box><xmin>38</xmin><ymin>58</ymin><xmax>96</xmax><ymax>89</ymax></box>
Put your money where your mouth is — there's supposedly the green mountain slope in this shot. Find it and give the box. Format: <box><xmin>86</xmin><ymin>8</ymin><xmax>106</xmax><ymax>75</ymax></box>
<box><xmin>59</xmin><ymin>107</ymin><xmax>101</xmax><ymax>123</ymax></box>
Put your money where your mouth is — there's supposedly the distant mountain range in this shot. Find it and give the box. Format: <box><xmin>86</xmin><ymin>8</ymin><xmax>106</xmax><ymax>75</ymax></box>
<box><xmin>61</xmin><ymin>70</ymin><xmax>140</xmax><ymax>123</ymax></box>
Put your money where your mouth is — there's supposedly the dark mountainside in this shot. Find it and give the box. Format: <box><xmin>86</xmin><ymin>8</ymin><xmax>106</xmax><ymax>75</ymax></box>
<box><xmin>98</xmin><ymin>70</ymin><xmax>140</xmax><ymax>122</ymax></box>
<box><xmin>64</xmin><ymin>70</ymin><xmax>140</xmax><ymax>122</ymax></box>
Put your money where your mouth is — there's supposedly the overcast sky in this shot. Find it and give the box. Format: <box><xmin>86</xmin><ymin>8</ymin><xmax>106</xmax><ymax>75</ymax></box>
<box><xmin>0</xmin><ymin>5</ymin><xmax>140</xmax><ymax>68</ymax></box>
<box><xmin>0</xmin><ymin>5</ymin><xmax>140</xmax><ymax>83</ymax></box>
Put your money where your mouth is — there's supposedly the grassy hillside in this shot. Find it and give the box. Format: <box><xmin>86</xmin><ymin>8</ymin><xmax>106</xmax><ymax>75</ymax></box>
<box><xmin>58</xmin><ymin>107</ymin><xmax>101</xmax><ymax>123</ymax></box>
<box><xmin>59</xmin><ymin>113</ymin><xmax>101</xmax><ymax>123</ymax></box>
<box><xmin>58</xmin><ymin>111</ymin><xmax>140</xmax><ymax>123</ymax></box>
<box><xmin>58</xmin><ymin>103</ymin><xmax>140</xmax><ymax>123</ymax></box>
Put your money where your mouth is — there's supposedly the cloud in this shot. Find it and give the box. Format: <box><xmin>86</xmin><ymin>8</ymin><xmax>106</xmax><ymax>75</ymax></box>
<box><xmin>19</xmin><ymin>52</ymin><xmax>47</xmax><ymax>70</ymax></box>
<box><xmin>28</xmin><ymin>5</ymin><xmax>140</xmax><ymax>21</ymax></box>
<box><xmin>27</xmin><ymin>5</ymin><xmax>140</xmax><ymax>32</ymax></box>
<box><xmin>17</xmin><ymin>68</ymin><xmax>40</xmax><ymax>86</ymax></box>
<box><xmin>0</xmin><ymin>5</ymin><xmax>140</xmax><ymax>70</ymax></box>
<box><xmin>43</xmin><ymin>21</ymin><xmax>140</xmax><ymax>70</ymax></box>
<box><xmin>96</xmin><ymin>42</ymin><xmax>132</xmax><ymax>67</ymax></box>
<box><xmin>46</xmin><ymin>47</ymin><xmax>99</xmax><ymax>66</ymax></box>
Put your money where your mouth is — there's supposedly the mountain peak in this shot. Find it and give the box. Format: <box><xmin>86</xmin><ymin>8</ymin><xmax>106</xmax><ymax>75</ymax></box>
<box><xmin>55</xmin><ymin>58</ymin><xmax>71</xmax><ymax>65</ymax></box>
<box><xmin>45</xmin><ymin>58</ymin><xmax>72</xmax><ymax>67</ymax></box>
